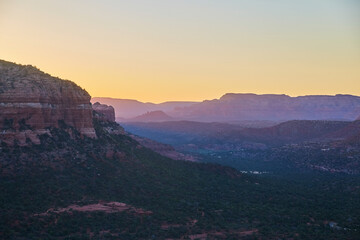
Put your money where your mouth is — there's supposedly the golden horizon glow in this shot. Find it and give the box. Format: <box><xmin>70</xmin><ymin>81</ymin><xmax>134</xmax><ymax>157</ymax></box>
<box><xmin>1</xmin><ymin>0</ymin><xmax>359</xmax><ymax>103</ymax></box>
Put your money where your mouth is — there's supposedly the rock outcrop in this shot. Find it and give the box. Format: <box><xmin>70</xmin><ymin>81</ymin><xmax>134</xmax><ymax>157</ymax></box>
<box><xmin>0</xmin><ymin>60</ymin><xmax>96</xmax><ymax>145</ymax></box>
<box><xmin>92</xmin><ymin>102</ymin><xmax>115</xmax><ymax>122</ymax></box>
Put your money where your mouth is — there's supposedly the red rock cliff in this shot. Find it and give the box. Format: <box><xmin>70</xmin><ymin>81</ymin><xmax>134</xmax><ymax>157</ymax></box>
<box><xmin>0</xmin><ymin>60</ymin><xmax>96</xmax><ymax>145</ymax></box>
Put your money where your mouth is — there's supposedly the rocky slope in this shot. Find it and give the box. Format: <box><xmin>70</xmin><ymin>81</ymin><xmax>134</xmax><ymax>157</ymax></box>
<box><xmin>0</xmin><ymin>60</ymin><xmax>96</xmax><ymax>145</ymax></box>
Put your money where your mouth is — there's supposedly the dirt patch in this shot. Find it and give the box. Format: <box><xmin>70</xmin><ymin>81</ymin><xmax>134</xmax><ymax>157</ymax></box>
<box><xmin>161</xmin><ymin>223</ymin><xmax>183</xmax><ymax>230</ymax></box>
<box><xmin>35</xmin><ymin>201</ymin><xmax>152</xmax><ymax>216</ymax></box>
<box><xmin>161</xmin><ymin>218</ymin><xmax>198</xmax><ymax>230</ymax></box>
<box><xmin>188</xmin><ymin>233</ymin><xmax>207</xmax><ymax>240</ymax></box>
<box><xmin>237</xmin><ymin>229</ymin><xmax>258</xmax><ymax>236</ymax></box>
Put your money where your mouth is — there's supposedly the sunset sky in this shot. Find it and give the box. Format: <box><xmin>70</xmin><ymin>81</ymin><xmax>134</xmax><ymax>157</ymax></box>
<box><xmin>1</xmin><ymin>0</ymin><xmax>359</xmax><ymax>102</ymax></box>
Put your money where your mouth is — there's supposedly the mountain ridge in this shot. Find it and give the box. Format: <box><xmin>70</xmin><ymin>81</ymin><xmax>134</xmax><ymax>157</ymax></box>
<box><xmin>177</xmin><ymin>93</ymin><xmax>360</xmax><ymax>122</ymax></box>
<box><xmin>94</xmin><ymin>93</ymin><xmax>360</xmax><ymax>122</ymax></box>
<box><xmin>91</xmin><ymin>97</ymin><xmax>197</xmax><ymax>120</ymax></box>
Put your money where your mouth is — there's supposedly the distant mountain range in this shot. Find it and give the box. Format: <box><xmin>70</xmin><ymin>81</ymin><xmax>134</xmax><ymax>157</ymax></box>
<box><xmin>91</xmin><ymin>97</ymin><xmax>196</xmax><ymax>120</ymax></box>
<box><xmin>93</xmin><ymin>93</ymin><xmax>360</xmax><ymax>122</ymax></box>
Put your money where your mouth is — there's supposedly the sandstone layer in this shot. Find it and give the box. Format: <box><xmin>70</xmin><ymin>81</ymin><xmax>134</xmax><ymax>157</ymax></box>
<box><xmin>0</xmin><ymin>60</ymin><xmax>96</xmax><ymax>145</ymax></box>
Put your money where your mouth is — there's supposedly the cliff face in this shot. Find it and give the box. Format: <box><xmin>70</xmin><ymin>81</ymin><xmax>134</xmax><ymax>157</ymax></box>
<box><xmin>0</xmin><ymin>60</ymin><xmax>96</xmax><ymax>145</ymax></box>
<box><xmin>92</xmin><ymin>102</ymin><xmax>115</xmax><ymax>122</ymax></box>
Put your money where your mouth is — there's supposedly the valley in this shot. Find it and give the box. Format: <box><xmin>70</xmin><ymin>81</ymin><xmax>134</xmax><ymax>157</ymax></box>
<box><xmin>122</xmin><ymin>119</ymin><xmax>360</xmax><ymax>174</ymax></box>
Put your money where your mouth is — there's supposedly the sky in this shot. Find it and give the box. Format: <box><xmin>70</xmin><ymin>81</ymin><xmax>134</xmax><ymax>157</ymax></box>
<box><xmin>0</xmin><ymin>0</ymin><xmax>359</xmax><ymax>103</ymax></box>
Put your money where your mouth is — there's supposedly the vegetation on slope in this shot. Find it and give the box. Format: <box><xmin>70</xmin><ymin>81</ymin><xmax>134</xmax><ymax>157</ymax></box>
<box><xmin>0</xmin><ymin>119</ymin><xmax>359</xmax><ymax>239</ymax></box>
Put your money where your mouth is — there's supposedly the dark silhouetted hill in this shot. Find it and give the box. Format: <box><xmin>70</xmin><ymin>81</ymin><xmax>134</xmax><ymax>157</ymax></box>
<box><xmin>127</xmin><ymin>110</ymin><xmax>173</xmax><ymax>122</ymax></box>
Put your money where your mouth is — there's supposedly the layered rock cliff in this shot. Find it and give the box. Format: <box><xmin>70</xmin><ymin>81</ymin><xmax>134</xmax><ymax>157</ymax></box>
<box><xmin>0</xmin><ymin>60</ymin><xmax>96</xmax><ymax>145</ymax></box>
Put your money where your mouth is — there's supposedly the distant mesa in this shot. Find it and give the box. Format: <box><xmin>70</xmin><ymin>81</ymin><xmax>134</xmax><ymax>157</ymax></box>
<box><xmin>0</xmin><ymin>59</ymin><xmax>96</xmax><ymax>145</ymax></box>
<box><xmin>164</xmin><ymin>93</ymin><xmax>360</xmax><ymax>122</ymax></box>
<box><xmin>182</xmin><ymin>93</ymin><xmax>360</xmax><ymax>122</ymax></box>
<box><xmin>127</xmin><ymin>110</ymin><xmax>173</xmax><ymax>122</ymax></box>
<box><xmin>92</xmin><ymin>102</ymin><xmax>115</xmax><ymax>122</ymax></box>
